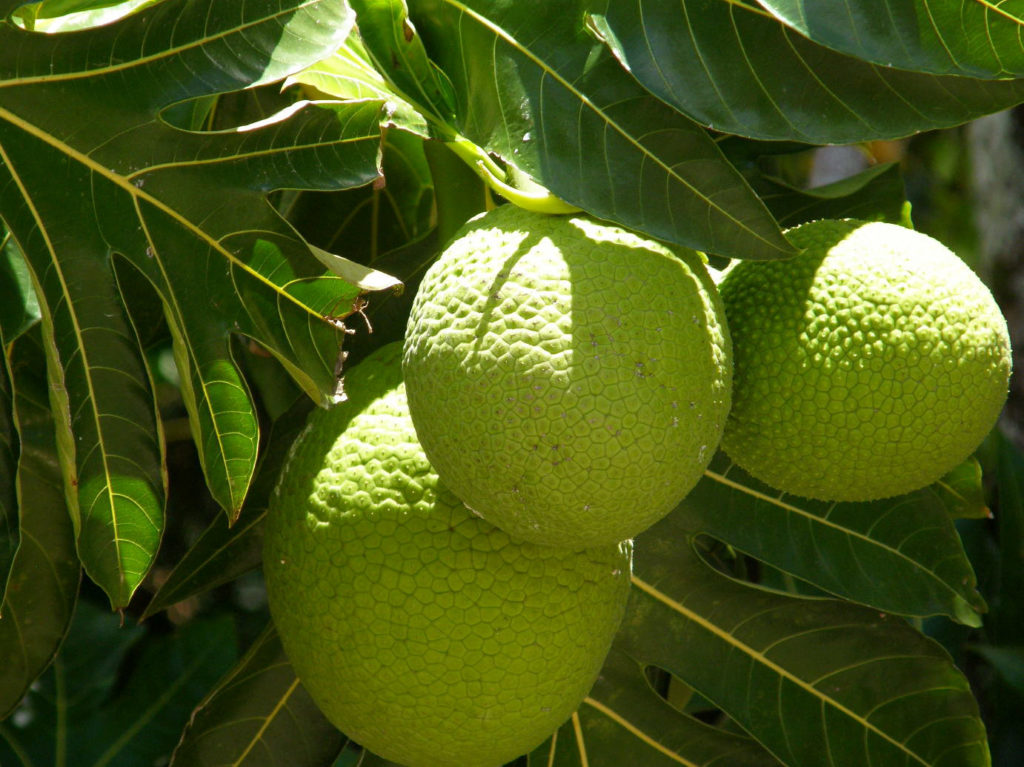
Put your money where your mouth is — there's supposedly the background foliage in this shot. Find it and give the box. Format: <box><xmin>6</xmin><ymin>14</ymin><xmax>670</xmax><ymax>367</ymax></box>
<box><xmin>1</xmin><ymin>1</ymin><xmax>1023</xmax><ymax>765</ymax></box>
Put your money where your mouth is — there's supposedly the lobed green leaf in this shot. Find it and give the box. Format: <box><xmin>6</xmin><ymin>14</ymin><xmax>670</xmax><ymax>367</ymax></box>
<box><xmin>0</xmin><ymin>0</ymin><xmax>385</xmax><ymax>606</ymax></box>
<box><xmin>682</xmin><ymin>452</ymin><xmax>987</xmax><ymax>626</ymax></box>
<box><xmin>142</xmin><ymin>395</ymin><xmax>312</xmax><ymax>620</ymax></box>
<box><xmin>619</xmin><ymin>522</ymin><xmax>991</xmax><ymax>767</ymax></box>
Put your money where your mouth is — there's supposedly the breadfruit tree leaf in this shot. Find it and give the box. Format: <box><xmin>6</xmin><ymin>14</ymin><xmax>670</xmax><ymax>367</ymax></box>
<box><xmin>755</xmin><ymin>162</ymin><xmax>909</xmax><ymax>228</ymax></box>
<box><xmin>0</xmin><ymin>599</ymin><xmax>236</xmax><ymax>767</ymax></box>
<box><xmin>284</xmin><ymin>27</ymin><xmax>429</xmax><ymax>136</ymax></box>
<box><xmin>759</xmin><ymin>0</ymin><xmax>1024</xmax><ymax>79</ymax></box>
<box><xmin>682</xmin><ymin>452</ymin><xmax>986</xmax><ymax>626</ymax></box>
<box><xmin>141</xmin><ymin>395</ymin><xmax>312</xmax><ymax>620</ymax></box>
<box><xmin>0</xmin><ymin>329</ymin><xmax>80</xmax><ymax>719</ymax></box>
<box><xmin>592</xmin><ymin>0</ymin><xmax>1024</xmax><ymax>143</ymax></box>
<box><xmin>350</xmin><ymin>0</ymin><xmax>458</xmax><ymax>128</ymax></box>
<box><xmin>286</xmin><ymin>128</ymin><xmax>436</xmax><ymax>264</ymax></box>
<box><xmin>398</xmin><ymin>0</ymin><xmax>794</xmax><ymax>261</ymax></box>
<box><xmin>170</xmin><ymin>623</ymin><xmax>346</xmax><ymax>767</ymax></box>
<box><xmin>522</xmin><ymin>646</ymin><xmax>782</xmax><ymax>766</ymax></box>
<box><xmin>10</xmin><ymin>0</ymin><xmax>157</xmax><ymax>31</ymax></box>
<box><xmin>0</xmin><ymin>229</ymin><xmax>42</xmax><ymax>600</ymax></box>
<box><xmin>618</xmin><ymin>520</ymin><xmax>991</xmax><ymax>767</ymax></box>
<box><xmin>0</xmin><ymin>0</ymin><xmax>385</xmax><ymax>606</ymax></box>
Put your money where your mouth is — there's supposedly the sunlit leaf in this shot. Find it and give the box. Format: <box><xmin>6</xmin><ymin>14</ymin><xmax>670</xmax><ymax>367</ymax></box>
<box><xmin>170</xmin><ymin>623</ymin><xmax>346</xmax><ymax>767</ymax></box>
<box><xmin>0</xmin><ymin>0</ymin><xmax>385</xmax><ymax>606</ymax></box>
<box><xmin>11</xmin><ymin>0</ymin><xmax>158</xmax><ymax>33</ymax></box>
<box><xmin>680</xmin><ymin>452</ymin><xmax>986</xmax><ymax>626</ymax></box>
<box><xmin>285</xmin><ymin>27</ymin><xmax>430</xmax><ymax>136</ymax></box>
<box><xmin>351</xmin><ymin>0</ymin><xmax>457</xmax><ymax>126</ymax></box>
<box><xmin>0</xmin><ymin>231</ymin><xmax>39</xmax><ymax>343</ymax></box>
<box><xmin>404</xmin><ymin>0</ymin><xmax>793</xmax><ymax>260</ymax></box>
<box><xmin>0</xmin><ymin>329</ymin><xmax>80</xmax><ymax>718</ymax></box>
<box><xmin>759</xmin><ymin>0</ymin><xmax>1024</xmax><ymax>79</ymax></box>
<box><xmin>593</xmin><ymin>0</ymin><xmax>1024</xmax><ymax>142</ymax></box>
<box><xmin>618</xmin><ymin>520</ymin><xmax>990</xmax><ymax>767</ymax></box>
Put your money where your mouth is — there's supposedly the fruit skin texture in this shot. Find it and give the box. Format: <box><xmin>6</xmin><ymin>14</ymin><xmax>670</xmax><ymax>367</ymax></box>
<box><xmin>263</xmin><ymin>343</ymin><xmax>632</xmax><ymax>767</ymax></box>
<box><xmin>402</xmin><ymin>205</ymin><xmax>732</xmax><ymax>548</ymax></box>
<box><xmin>720</xmin><ymin>219</ymin><xmax>1011</xmax><ymax>502</ymax></box>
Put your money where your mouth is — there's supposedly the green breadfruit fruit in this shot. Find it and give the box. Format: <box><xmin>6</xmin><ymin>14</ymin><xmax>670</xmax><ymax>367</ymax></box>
<box><xmin>402</xmin><ymin>205</ymin><xmax>732</xmax><ymax>549</ymax></box>
<box><xmin>719</xmin><ymin>218</ymin><xmax>1011</xmax><ymax>502</ymax></box>
<box><xmin>263</xmin><ymin>343</ymin><xmax>632</xmax><ymax>767</ymax></box>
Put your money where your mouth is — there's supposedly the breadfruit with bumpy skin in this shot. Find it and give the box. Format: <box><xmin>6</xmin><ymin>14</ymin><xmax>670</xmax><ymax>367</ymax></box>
<box><xmin>263</xmin><ymin>343</ymin><xmax>632</xmax><ymax>767</ymax></box>
<box><xmin>402</xmin><ymin>204</ymin><xmax>732</xmax><ymax>549</ymax></box>
<box><xmin>719</xmin><ymin>218</ymin><xmax>1011</xmax><ymax>502</ymax></box>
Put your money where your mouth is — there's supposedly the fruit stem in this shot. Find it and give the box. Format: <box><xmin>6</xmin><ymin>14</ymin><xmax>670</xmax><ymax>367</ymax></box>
<box><xmin>444</xmin><ymin>136</ymin><xmax>581</xmax><ymax>215</ymax></box>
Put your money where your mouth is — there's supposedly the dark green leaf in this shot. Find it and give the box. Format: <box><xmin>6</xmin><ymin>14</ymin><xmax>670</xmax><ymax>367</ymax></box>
<box><xmin>170</xmin><ymin>623</ymin><xmax>346</xmax><ymax>767</ymax></box>
<box><xmin>407</xmin><ymin>0</ymin><xmax>794</xmax><ymax>260</ymax></box>
<box><xmin>2</xmin><ymin>600</ymin><xmax>144</xmax><ymax>759</ymax></box>
<box><xmin>680</xmin><ymin>452</ymin><xmax>986</xmax><ymax>626</ymax></box>
<box><xmin>0</xmin><ymin>0</ymin><xmax>384</xmax><ymax>606</ymax></box>
<box><xmin>0</xmin><ymin>600</ymin><xmax>237</xmax><ymax>767</ymax></box>
<box><xmin>619</xmin><ymin>523</ymin><xmax>990</xmax><ymax>767</ymax></box>
<box><xmin>594</xmin><ymin>0</ymin><xmax>1024</xmax><ymax>142</ymax></box>
<box><xmin>0</xmin><ymin>329</ymin><xmax>80</xmax><ymax>718</ymax></box>
<box><xmin>756</xmin><ymin>162</ymin><xmax>909</xmax><ymax>227</ymax></box>
<box><xmin>759</xmin><ymin>0</ymin><xmax>1024</xmax><ymax>79</ymax></box>
<box><xmin>529</xmin><ymin>647</ymin><xmax>781</xmax><ymax>766</ymax></box>
<box><xmin>288</xmin><ymin>129</ymin><xmax>436</xmax><ymax>263</ymax></box>
<box><xmin>141</xmin><ymin>395</ymin><xmax>313</xmax><ymax>620</ymax></box>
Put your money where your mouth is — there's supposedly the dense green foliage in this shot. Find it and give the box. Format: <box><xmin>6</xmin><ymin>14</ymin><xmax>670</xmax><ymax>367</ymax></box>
<box><xmin>1</xmin><ymin>1</ymin><xmax>1023</xmax><ymax>766</ymax></box>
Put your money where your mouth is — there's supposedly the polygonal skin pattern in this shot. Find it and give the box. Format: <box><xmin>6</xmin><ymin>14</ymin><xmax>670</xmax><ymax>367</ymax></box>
<box><xmin>720</xmin><ymin>219</ymin><xmax>1011</xmax><ymax>502</ymax></box>
<box><xmin>402</xmin><ymin>205</ymin><xmax>732</xmax><ymax>548</ymax></box>
<box><xmin>263</xmin><ymin>343</ymin><xmax>632</xmax><ymax>767</ymax></box>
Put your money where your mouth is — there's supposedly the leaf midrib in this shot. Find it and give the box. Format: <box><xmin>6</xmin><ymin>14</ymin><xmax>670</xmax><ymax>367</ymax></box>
<box><xmin>705</xmin><ymin>466</ymin><xmax>975</xmax><ymax>611</ymax></box>
<box><xmin>630</xmin><ymin>574</ymin><xmax>931</xmax><ymax>766</ymax></box>
<box><xmin>0</xmin><ymin>0</ymin><xmax>322</xmax><ymax>89</ymax></box>
<box><xmin>0</xmin><ymin>104</ymin><xmax>328</xmax><ymax>325</ymax></box>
